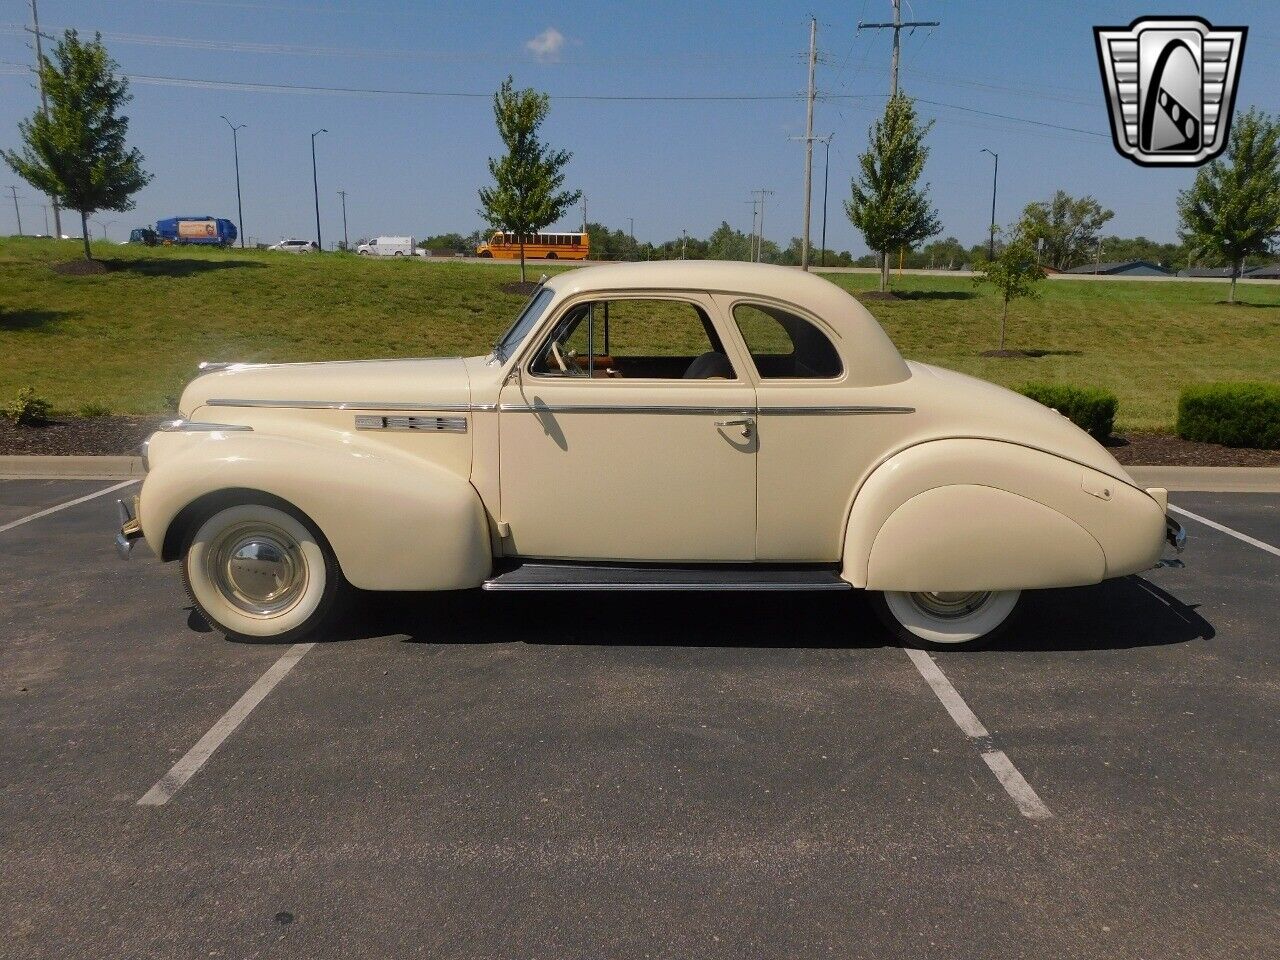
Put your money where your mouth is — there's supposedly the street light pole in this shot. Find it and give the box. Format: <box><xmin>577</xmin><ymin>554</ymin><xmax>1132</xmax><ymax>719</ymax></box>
<box><xmin>819</xmin><ymin>134</ymin><xmax>833</xmax><ymax>268</ymax></box>
<box><xmin>6</xmin><ymin>186</ymin><xmax>21</xmax><ymax>235</ymax></box>
<box><xmin>337</xmin><ymin>189</ymin><xmax>349</xmax><ymax>250</ymax></box>
<box><xmin>220</xmin><ymin>116</ymin><xmax>246</xmax><ymax>248</ymax></box>
<box><xmin>981</xmin><ymin>148</ymin><xmax>998</xmax><ymax>260</ymax></box>
<box><xmin>311</xmin><ymin>128</ymin><xmax>327</xmax><ymax>250</ymax></box>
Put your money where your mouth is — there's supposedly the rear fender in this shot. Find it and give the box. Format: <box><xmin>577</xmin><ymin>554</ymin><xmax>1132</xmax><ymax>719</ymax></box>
<box><xmin>139</xmin><ymin>431</ymin><xmax>491</xmax><ymax>591</ymax></box>
<box><xmin>842</xmin><ymin>439</ymin><xmax>1164</xmax><ymax>590</ymax></box>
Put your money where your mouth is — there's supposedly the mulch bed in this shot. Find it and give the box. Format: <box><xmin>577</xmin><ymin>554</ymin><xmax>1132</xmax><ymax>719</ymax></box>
<box><xmin>51</xmin><ymin>259</ymin><xmax>110</xmax><ymax>276</ymax></box>
<box><xmin>501</xmin><ymin>281</ymin><xmax>543</xmax><ymax>296</ymax></box>
<box><xmin>1</xmin><ymin>416</ymin><xmax>1277</xmax><ymax>466</ymax></box>
<box><xmin>0</xmin><ymin>416</ymin><xmax>166</xmax><ymax>456</ymax></box>
<box><xmin>1107</xmin><ymin>432</ymin><xmax>1280</xmax><ymax>467</ymax></box>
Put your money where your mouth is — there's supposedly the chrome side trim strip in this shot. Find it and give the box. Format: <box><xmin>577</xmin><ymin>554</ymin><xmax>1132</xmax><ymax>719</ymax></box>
<box><xmin>759</xmin><ymin>405</ymin><xmax>915</xmax><ymax>415</ymax></box>
<box><xmin>498</xmin><ymin>403</ymin><xmax>756</xmax><ymax>416</ymax></box>
<box><xmin>206</xmin><ymin>399</ymin><xmax>912</xmax><ymax>416</ymax></box>
<box><xmin>159</xmin><ymin>419</ymin><xmax>254</xmax><ymax>432</ymax></box>
<box><xmin>497</xmin><ymin>403</ymin><xmax>913</xmax><ymax>416</ymax></box>
<box><xmin>209</xmin><ymin>398</ymin><xmax>476</xmax><ymax>412</ymax></box>
<box><xmin>354</xmin><ymin>414</ymin><xmax>467</xmax><ymax>433</ymax></box>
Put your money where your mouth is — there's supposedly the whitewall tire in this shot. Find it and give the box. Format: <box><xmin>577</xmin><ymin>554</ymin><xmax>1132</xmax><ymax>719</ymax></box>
<box><xmin>871</xmin><ymin>590</ymin><xmax>1021</xmax><ymax>649</ymax></box>
<box><xmin>181</xmin><ymin>502</ymin><xmax>346</xmax><ymax>642</ymax></box>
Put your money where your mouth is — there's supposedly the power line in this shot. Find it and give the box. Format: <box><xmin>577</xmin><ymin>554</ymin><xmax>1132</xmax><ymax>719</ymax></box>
<box><xmin>0</xmin><ymin>59</ymin><xmax>1109</xmax><ymax>141</ymax></box>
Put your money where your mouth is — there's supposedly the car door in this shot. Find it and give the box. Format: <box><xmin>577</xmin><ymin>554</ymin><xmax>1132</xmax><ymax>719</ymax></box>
<box><xmin>498</xmin><ymin>292</ymin><xmax>758</xmax><ymax>562</ymax></box>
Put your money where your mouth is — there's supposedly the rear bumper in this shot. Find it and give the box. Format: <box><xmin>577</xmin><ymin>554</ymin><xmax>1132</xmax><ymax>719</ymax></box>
<box><xmin>1166</xmin><ymin>515</ymin><xmax>1186</xmax><ymax>553</ymax></box>
<box><xmin>115</xmin><ymin>496</ymin><xmax>143</xmax><ymax>558</ymax></box>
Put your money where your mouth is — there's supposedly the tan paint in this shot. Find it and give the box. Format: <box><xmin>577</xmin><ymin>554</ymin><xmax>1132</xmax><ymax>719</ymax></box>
<box><xmin>136</xmin><ymin>261</ymin><xmax>1167</xmax><ymax>594</ymax></box>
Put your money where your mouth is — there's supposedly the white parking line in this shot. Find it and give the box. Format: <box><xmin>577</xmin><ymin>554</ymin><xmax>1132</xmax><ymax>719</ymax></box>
<box><xmin>1169</xmin><ymin>504</ymin><xmax>1280</xmax><ymax>559</ymax></box>
<box><xmin>0</xmin><ymin>479</ymin><xmax>139</xmax><ymax>535</ymax></box>
<box><xmin>904</xmin><ymin>647</ymin><xmax>1053</xmax><ymax>821</ymax></box>
<box><xmin>138</xmin><ymin>642</ymin><xmax>315</xmax><ymax>806</ymax></box>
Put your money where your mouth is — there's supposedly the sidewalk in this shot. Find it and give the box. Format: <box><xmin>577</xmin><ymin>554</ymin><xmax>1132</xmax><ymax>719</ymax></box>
<box><xmin>2</xmin><ymin>456</ymin><xmax>1278</xmax><ymax>492</ymax></box>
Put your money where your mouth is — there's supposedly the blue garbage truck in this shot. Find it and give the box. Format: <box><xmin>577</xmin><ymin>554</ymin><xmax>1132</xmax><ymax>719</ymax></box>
<box><xmin>154</xmin><ymin>216</ymin><xmax>238</xmax><ymax>246</ymax></box>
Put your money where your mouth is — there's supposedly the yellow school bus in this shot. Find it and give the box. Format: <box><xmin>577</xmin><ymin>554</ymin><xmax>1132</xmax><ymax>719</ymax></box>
<box><xmin>476</xmin><ymin>231</ymin><xmax>590</xmax><ymax>260</ymax></box>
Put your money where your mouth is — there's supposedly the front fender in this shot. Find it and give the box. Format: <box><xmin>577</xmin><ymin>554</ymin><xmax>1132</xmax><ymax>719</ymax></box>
<box><xmin>139</xmin><ymin>431</ymin><xmax>491</xmax><ymax>591</ymax></box>
<box><xmin>841</xmin><ymin>439</ymin><xmax>1165</xmax><ymax>591</ymax></box>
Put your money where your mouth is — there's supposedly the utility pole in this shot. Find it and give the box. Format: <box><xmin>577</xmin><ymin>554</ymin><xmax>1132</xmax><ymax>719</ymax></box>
<box><xmin>858</xmin><ymin>0</ymin><xmax>940</xmax><ymax>97</ymax></box>
<box><xmin>7</xmin><ymin>186</ymin><xmax>22</xmax><ymax>235</ymax></box>
<box><xmin>337</xmin><ymin>190</ymin><xmax>349</xmax><ymax>250</ymax></box>
<box><xmin>751</xmin><ymin>189</ymin><xmax>773</xmax><ymax>262</ymax></box>
<box><xmin>26</xmin><ymin>0</ymin><xmax>60</xmax><ymax>237</ymax></box>
<box><xmin>220</xmin><ymin>116</ymin><xmax>246</xmax><ymax>248</ymax></box>
<box><xmin>980</xmin><ymin>148</ymin><xmax>998</xmax><ymax>260</ymax></box>
<box><xmin>801</xmin><ymin>18</ymin><xmax>817</xmax><ymax>269</ymax></box>
<box><xmin>745</xmin><ymin>198</ymin><xmax>760</xmax><ymax>261</ymax></box>
<box><xmin>681</xmin><ymin>229</ymin><xmax>688</xmax><ymax>260</ymax></box>
<box><xmin>40</xmin><ymin>203</ymin><xmax>49</xmax><ymax>235</ymax></box>
<box><xmin>311</xmin><ymin>128</ymin><xmax>327</xmax><ymax>250</ymax></box>
<box><xmin>581</xmin><ymin>194</ymin><xmax>586</xmax><ymax>232</ymax></box>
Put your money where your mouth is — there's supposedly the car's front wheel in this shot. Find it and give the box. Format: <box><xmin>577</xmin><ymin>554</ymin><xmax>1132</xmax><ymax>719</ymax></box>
<box><xmin>870</xmin><ymin>589</ymin><xmax>1021</xmax><ymax>649</ymax></box>
<box><xmin>182</xmin><ymin>501</ymin><xmax>347</xmax><ymax>642</ymax></box>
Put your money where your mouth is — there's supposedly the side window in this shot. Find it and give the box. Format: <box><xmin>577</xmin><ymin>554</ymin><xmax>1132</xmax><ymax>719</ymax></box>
<box><xmin>532</xmin><ymin>298</ymin><xmax>735</xmax><ymax>380</ymax></box>
<box><xmin>732</xmin><ymin>303</ymin><xmax>842</xmax><ymax>379</ymax></box>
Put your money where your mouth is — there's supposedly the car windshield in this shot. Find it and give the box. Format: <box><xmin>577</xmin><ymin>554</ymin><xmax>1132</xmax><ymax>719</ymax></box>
<box><xmin>493</xmin><ymin>285</ymin><xmax>553</xmax><ymax>362</ymax></box>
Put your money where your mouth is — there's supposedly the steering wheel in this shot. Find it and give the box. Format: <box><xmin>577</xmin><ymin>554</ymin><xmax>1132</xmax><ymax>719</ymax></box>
<box><xmin>550</xmin><ymin>341</ymin><xmax>589</xmax><ymax>377</ymax></box>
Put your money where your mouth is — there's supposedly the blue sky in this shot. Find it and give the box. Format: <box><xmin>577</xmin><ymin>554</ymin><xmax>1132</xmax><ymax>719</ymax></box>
<box><xmin>1</xmin><ymin>0</ymin><xmax>1276</xmax><ymax>251</ymax></box>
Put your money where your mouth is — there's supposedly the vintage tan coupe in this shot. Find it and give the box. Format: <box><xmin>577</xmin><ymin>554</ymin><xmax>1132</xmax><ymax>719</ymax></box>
<box><xmin>117</xmin><ymin>262</ymin><xmax>1184</xmax><ymax>648</ymax></box>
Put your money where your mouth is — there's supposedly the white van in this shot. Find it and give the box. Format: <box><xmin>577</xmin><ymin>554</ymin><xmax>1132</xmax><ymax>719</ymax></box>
<box><xmin>357</xmin><ymin>236</ymin><xmax>416</xmax><ymax>257</ymax></box>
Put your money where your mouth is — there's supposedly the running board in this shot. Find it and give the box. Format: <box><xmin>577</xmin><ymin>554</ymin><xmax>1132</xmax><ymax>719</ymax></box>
<box><xmin>482</xmin><ymin>562</ymin><xmax>853</xmax><ymax>592</ymax></box>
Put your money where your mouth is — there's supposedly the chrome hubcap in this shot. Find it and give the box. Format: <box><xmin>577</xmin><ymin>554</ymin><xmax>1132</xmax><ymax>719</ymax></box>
<box><xmin>910</xmin><ymin>591</ymin><xmax>992</xmax><ymax>620</ymax></box>
<box><xmin>207</xmin><ymin>523</ymin><xmax>307</xmax><ymax>616</ymax></box>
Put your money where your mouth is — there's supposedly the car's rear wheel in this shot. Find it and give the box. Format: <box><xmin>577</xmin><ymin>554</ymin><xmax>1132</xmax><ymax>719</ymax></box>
<box><xmin>870</xmin><ymin>589</ymin><xmax>1021</xmax><ymax>649</ymax></box>
<box><xmin>181</xmin><ymin>502</ymin><xmax>346</xmax><ymax>643</ymax></box>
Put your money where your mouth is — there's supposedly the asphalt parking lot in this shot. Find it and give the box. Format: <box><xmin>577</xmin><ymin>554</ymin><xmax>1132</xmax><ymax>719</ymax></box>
<box><xmin>1</xmin><ymin>478</ymin><xmax>1277</xmax><ymax>959</ymax></box>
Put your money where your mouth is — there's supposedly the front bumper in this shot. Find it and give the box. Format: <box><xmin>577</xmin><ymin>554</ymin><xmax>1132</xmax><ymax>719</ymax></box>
<box><xmin>1165</xmin><ymin>515</ymin><xmax>1186</xmax><ymax>553</ymax></box>
<box><xmin>115</xmin><ymin>496</ymin><xmax>143</xmax><ymax>558</ymax></box>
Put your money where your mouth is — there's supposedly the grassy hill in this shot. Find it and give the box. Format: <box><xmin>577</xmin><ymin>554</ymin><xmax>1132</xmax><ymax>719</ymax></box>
<box><xmin>1</xmin><ymin>236</ymin><xmax>1277</xmax><ymax>430</ymax></box>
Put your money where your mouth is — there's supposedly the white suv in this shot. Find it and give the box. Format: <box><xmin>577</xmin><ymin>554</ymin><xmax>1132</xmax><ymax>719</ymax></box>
<box><xmin>268</xmin><ymin>239</ymin><xmax>317</xmax><ymax>253</ymax></box>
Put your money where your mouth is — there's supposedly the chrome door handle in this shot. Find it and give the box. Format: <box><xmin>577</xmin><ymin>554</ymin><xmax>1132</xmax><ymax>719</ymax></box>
<box><xmin>714</xmin><ymin>417</ymin><xmax>754</xmax><ymax>438</ymax></box>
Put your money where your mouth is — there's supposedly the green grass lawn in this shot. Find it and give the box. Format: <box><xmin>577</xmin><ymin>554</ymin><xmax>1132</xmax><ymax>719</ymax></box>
<box><xmin>1</xmin><ymin>236</ymin><xmax>1277</xmax><ymax>431</ymax></box>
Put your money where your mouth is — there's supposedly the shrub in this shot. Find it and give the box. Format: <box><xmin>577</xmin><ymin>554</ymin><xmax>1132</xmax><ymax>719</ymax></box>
<box><xmin>1177</xmin><ymin>382</ymin><xmax>1280</xmax><ymax>449</ymax></box>
<box><xmin>1019</xmin><ymin>382</ymin><xmax>1118</xmax><ymax>439</ymax></box>
<box><xmin>3</xmin><ymin>386</ymin><xmax>53</xmax><ymax>426</ymax></box>
<box><xmin>78</xmin><ymin>400</ymin><xmax>111</xmax><ymax>417</ymax></box>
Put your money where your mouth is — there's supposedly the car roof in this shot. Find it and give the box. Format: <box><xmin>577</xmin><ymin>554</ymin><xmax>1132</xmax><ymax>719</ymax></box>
<box><xmin>541</xmin><ymin>261</ymin><xmax>910</xmax><ymax>386</ymax></box>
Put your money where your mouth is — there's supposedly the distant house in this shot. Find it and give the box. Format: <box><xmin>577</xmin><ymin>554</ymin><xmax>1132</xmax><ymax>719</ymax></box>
<box><xmin>1177</xmin><ymin>266</ymin><xmax>1240</xmax><ymax>278</ymax></box>
<box><xmin>1245</xmin><ymin>262</ymin><xmax>1280</xmax><ymax>279</ymax></box>
<box><xmin>1063</xmin><ymin>260</ymin><xmax>1172</xmax><ymax>276</ymax></box>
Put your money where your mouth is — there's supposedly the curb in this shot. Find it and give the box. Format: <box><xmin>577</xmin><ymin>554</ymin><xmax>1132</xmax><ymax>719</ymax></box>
<box><xmin>0</xmin><ymin>455</ymin><xmax>145</xmax><ymax>480</ymax></box>
<box><xmin>1126</xmin><ymin>466</ymin><xmax>1280</xmax><ymax>493</ymax></box>
<box><xmin>1</xmin><ymin>456</ymin><xmax>1278</xmax><ymax>492</ymax></box>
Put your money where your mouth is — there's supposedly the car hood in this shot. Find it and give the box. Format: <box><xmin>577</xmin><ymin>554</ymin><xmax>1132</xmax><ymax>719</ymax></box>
<box><xmin>907</xmin><ymin>361</ymin><xmax>1135</xmax><ymax>486</ymax></box>
<box><xmin>179</xmin><ymin>357</ymin><xmax>473</xmax><ymax>417</ymax></box>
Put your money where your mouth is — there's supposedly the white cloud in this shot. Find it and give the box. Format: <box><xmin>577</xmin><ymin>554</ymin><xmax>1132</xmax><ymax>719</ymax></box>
<box><xmin>525</xmin><ymin>27</ymin><xmax>567</xmax><ymax>63</ymax></box>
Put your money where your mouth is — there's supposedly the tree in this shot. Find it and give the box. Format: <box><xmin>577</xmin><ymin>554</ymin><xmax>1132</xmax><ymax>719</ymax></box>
<box><xmin>974</xmin><ymin>232</ymin><xmax>1045</xmax><ymax>351</ymax></box>
<box><xmin>477</xmin><ymin>76</ymin><xmax>581</xmax><ymax>282</ymax></box>
<box><xmin>1177</xmin><ymin>109</ymin><xmax>1280</xmax><ymax>304</ymax></box>
<box><xmin>1018</xmin><ymin>191</ymin><xmax>1114</xmax><ymax>270</ymax></box>
<box><xmin>2</xmin><ymin>31</ymin><xmax>150</xmax><ymax>261</ymax></box>
<box><xmin>845</xmin><ymin>94</ymin><xmax>942</xmax><ymax>292</ymax></box>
